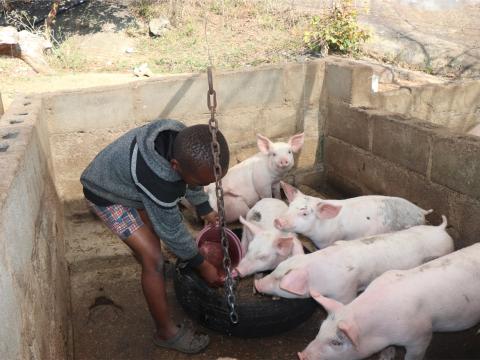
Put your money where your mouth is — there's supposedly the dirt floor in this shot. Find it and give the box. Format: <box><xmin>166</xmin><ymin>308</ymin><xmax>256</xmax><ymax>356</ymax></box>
<box><xmin>68</xmin><ymin>195</ymin><xmax>480</xmax><ymax>360</ymax></box>
<box><xmin>72</xmin><ymin>261</ymin><xmax>480</xmax><ymax>360</ymax></box>
<box><xmin>73</xmin><ymin>266</ymin><xmax>325</xmax><ymax>360</ymax></box>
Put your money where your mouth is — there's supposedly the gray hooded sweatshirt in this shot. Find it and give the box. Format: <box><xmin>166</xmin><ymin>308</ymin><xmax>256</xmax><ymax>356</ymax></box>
<box><xmin>80</xmin><ymin>119</ymin><xmax>212</xmax><ymax>266</ymax></box>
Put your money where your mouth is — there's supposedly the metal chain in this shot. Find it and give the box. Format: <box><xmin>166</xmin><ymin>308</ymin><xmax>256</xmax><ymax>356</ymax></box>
<box><xmin>207</xmin><ymin>66</ymin><xmax>239</xmax><ymax>324</ymax></box>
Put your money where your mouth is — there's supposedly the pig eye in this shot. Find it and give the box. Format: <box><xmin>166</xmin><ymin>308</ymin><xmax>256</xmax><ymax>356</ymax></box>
<box><xmin>288</xmin><ymin>150</ymin><xmax>292</xmax><ymax>154</ymax></box>
<box><xmin>272</xmin><ymin>152</ymin><xmax>277</xmax><ymax>157</ymax></box>
<box><xmin>330</xmin><ymin>339</ymin><xmax>343</xmax><ymax>346</ymax></box>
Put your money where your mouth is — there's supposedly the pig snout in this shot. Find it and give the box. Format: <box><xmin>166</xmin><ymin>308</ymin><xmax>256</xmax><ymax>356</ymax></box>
<box><xmin>277</xmin><ymin>157</ymin><xmax>291</xmax><ymax>168</ymax></box>
<box><xmin>235</xmin><ymin>261</ymin><xmax>251</xmax><ymax>278</ymax></box>
<box><xmin>274</xmin><ymin>217</ymin><xmax>288</xmax><ymax>230</ymax></box>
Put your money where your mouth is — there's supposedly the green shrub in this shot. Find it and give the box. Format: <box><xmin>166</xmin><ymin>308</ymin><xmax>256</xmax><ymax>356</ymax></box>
<box><xmin>303</xmin><ymin>1</ymin><xmax>369</xmax><ymax>55</ymax></box>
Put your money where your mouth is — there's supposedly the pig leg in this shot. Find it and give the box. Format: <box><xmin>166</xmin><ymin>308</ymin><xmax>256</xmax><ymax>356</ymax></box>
<box><xmin>404</xmin><ymin>332</ymin><xmax>432</xmax><ymax>360</ymax></box>
<box><xmin>255</xmin><ymin>182</ymin><xmax>273</xmax><ymax>199</ymax></box>
<box><xmin>272</xmin><ymin>182</ymin><xmax>281</xmax><ymax>199</ymax></box>
<box><xmin>378</xmin><ymin>346</ymin><xmax>396</xmax><ymax>360</ymax></box>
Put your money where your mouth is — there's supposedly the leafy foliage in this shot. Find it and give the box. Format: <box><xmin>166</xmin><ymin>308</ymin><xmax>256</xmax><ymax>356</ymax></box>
<box><xmin>303</xmin><ymin>1</ymin><xmax>369</xmax><ymax>55</ymax></box>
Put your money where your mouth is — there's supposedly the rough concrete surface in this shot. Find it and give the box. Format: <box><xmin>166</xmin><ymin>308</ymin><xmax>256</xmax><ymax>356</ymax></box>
<box><xmin>71</xmin><ymin>262</ymin><xmax>480</xmax><ymax>360</ymax></box>
<box><xmin>371</xmin><ymin>80</ymin><xmax>480</xmax><ymax>132</ymax></box>
<box><xmin>0</xmin><ymin>96</ymin><xmax>70</xmax><ymax>360</ymax></box>
<box><xmin>72</xmin><ymin>270</ymin><xmax>324</xmax><ymax>360</ymax></box>
<box><xmin>323</xmin><ymin>59</ymin><xmax>480</xmax><ymax>248</ymax></box>
<box><xmin>289</xmin><ymin>0</ymin><xmax>480</xmax><ymax>78</ymax></box>
<box><xmin>3</xmin><ymin>58</ymin><xmax>480</xmax><ymax>360</ymax></box>
<box><xmin>360</xmin><ymin>0</ymin><xmax>480</xmax><ymax>78</ymax></box>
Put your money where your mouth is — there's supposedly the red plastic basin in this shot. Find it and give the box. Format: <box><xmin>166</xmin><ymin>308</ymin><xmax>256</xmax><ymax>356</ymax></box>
<box><xmin>196</xmin><ymin>225</ymin><xmax>243</xmax><ymax>270</ymax></box>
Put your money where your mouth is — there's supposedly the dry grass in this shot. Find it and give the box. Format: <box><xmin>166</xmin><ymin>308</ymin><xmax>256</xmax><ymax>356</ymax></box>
<box><xmin>133</xmin><ymin>0</ymin><xmax>310</xmax><ymax>73</ymax></box>
<box><xmin>42</xmin><ymin>0</ymin><xmax>311</xmax><ymax>73</ymax></box>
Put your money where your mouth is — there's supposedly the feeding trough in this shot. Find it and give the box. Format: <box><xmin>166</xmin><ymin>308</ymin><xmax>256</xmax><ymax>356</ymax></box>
<box><xmin>195</xmin><ymin>225</ymin><xmax>243</xmax><ymax>271</ymax></box>
<box><xmin>174</xmin><ymin>68</ymin><xmax>317</xmax><ymax>338</ymax></box>
<box><xmin>173</xmin><ymin>227</ymin><xmax>318</xmax><ymax>338</ymax></box>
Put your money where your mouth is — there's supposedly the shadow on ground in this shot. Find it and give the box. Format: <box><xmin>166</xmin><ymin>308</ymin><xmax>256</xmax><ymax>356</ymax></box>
<box><xmin>1</xmin><ymin>0</ymin><xmax>138</xmax><ymax>40</ymax></box>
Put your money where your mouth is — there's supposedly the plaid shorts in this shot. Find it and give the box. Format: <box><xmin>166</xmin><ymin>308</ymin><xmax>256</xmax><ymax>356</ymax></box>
<box><xmin>87</xmin><ymin>200</ymin><xmax>145</xmax><ymax>240</ymax></box>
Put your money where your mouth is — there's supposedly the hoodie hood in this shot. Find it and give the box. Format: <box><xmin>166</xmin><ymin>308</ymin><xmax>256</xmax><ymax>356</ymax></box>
<box><xmin>136</xmin><ymin>119</ymin><xmax>186</xmax><ymax>182</ymax></box>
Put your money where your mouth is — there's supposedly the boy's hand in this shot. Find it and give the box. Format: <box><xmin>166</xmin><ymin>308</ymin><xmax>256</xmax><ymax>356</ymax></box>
<box><xmin>196</xmin><ymin>260</ymin><xmax>224</xmax><ymax>287</ymax></box>
<box><xmin>201</xmin><ymin>211</ymin><xmax>219</xmax><ymax>226</ymax></box>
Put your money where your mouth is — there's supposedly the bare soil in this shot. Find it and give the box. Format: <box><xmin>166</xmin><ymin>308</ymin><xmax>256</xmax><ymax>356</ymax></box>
<box><xmin>73</xmin><ymin>265</ymin><xmax>326</xmax><ymax>360</ymax></box>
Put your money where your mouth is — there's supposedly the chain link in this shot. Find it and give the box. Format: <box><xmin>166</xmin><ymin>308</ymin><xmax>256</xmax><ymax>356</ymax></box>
<box><xmin>206</xmin><ymin>66</ymin><xmax>239</xmax><ymax>324</ymax></box>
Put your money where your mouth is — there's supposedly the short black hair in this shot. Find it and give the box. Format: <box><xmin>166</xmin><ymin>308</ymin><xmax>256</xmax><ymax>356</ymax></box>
<box><xmin>173</xmin><ymin>124</ymin><xmax>229</xmax><ymax>173</ymax></box>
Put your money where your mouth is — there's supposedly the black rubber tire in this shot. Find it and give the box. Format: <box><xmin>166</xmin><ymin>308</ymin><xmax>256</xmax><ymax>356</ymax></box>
<box><xmin>173</xmin><ymin>261</ymin><xmax>317</xmax><ymax>338</ymax></box>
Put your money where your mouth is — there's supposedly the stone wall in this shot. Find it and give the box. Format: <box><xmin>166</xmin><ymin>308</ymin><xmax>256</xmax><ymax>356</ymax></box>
<box><xmin>323</xmin><ymin>60</ymin><xmax>480</xmax><ymax>248</ymax></box>
<box><xmin>371</xmin><ymin>79</ymin><xmax>480</xmax><ymax>132</ymax></box>
<box><xmin>0</xmin><ymin>96</ymin><xmax>70</xmax><ymax>359</ymax></box>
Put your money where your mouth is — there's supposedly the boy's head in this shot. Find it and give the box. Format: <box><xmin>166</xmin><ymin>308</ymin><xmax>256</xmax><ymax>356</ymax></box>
<box><xmin>171</xmin><ymin>124</ymin><xmax>229</xmax><ymax>186</ymax></box>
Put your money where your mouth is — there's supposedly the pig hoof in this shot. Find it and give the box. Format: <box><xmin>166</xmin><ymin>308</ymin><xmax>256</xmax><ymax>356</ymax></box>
<box><xmin>272</xmin><ymin>296</ymin><xmax>280</xmax><ymax>301</ymax></box>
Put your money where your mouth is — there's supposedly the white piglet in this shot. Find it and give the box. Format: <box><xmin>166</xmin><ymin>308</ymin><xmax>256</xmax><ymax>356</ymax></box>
<box><xmin>299</xmin><ymin>243</ymin><xmax>480</xmax><ymax>360</ymax></box>
<box><xmin>240</xmin><ymin>198</ymin><xmax>289</xmax><ymax>254</ymax></box>
<box><xmin>274</xmin><ymin>182</ymin><xmax>432</xmax><ymax>249</ymax></box>
<box><xmin>255</xmin><ymin>216</ymin><xmax>454</xmax><ymax>303</ymax></box>
<box><xmin>205</xmin><ymin>133</ymin><xmax>304</xmax><ymax>223</ymax></box>
<box><xmin>235</xmin><ymin>199</ymin><xmax>304</xmax><ymax>277</ymax></box>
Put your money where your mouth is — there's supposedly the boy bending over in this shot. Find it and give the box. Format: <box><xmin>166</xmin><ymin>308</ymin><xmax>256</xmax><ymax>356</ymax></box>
<box><xmin>80</xmin><ymin>119</ymin><xmax>229</xmax><ymax>354</ymax></box>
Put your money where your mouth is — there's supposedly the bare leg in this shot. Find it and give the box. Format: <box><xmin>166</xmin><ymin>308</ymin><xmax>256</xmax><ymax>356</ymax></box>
<box><xmin>124</xmin><ymin>210</ymin><xmax>177</xmax><ymax>340</ymax></box>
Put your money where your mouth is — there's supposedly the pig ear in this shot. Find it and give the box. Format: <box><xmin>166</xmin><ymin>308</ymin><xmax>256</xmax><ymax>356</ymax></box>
<box><xmin>280</xmin><ymin>181</ymin><xmax>299</xmax><ymax>203</ymax></box>
<box><xmin>276</xmin><ymin>236</ymin><xmax>294</xmax><ymax>256</ymax></box>
<box><xmin>310</xmin><ymin>291</ymin><xmax>344</xmax><ymax>313</ymax></box>
<box><xmin>338</xmin><ymin>320</ymin><xmax>359</xmax><ymax>348</ymax></box>
<box><xmin>316</xmin><ymin>202</ymin><xmax>342</xmax><ymax>220</ymax></box>
<box><xmin>279</xmin><ymin>269</ymin><xmax>309</xmax><ymax>296</ymax></box>
<box><xmin>239</xmin><ymin>216</ymin><xmax>263</xmax><ymax>235</ymax></box>
<box><xmin>257</xmin><ymin>134</ymin><xmax>273</xmax><ymax>154</ymax></box>
<box><xmin>288</xmin><ymin>132</ymin><xmax>305</xmax><ymax>153</ymax></box>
